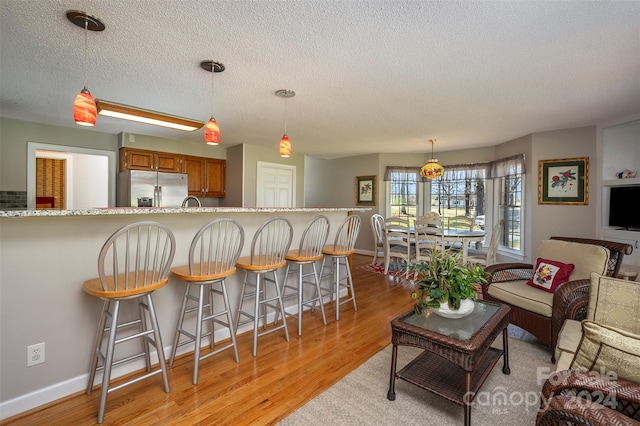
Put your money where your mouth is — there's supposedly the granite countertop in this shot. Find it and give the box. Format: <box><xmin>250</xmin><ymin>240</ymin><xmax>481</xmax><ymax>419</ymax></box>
<box><xmin>0</xmin><ymin>206</ymin><xmax>371</xmax><ymax>218</ymax></box>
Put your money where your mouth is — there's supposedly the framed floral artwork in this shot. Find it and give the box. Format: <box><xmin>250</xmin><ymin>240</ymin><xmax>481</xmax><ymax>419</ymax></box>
<box><xmin>538</xmin><ymin>157</ymin><xmax>589</xmax><ymax>205</ymax></box>
<box><xmin>356</xmin><ymin>175</ymin><xmax>376</xmax><ymax>206</ymax></box>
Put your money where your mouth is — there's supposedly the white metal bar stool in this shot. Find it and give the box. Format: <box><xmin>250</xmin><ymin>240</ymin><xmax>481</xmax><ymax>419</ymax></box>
<box><xmin>83</xmin><ymin>221</ymin><xmax>176</xmax><ymax>424</ymax></box>
<box><xmin>319</xmin><ymin>214</ymin><xmax>362</xmax><ymax>321</ymax></box>
<box><xmin>169</xmin><ymin>218</ymin><xmax>244</xmax><ymax>385</ymax></box>
<box><xmin>235</xmin><ymin>216</ymin><xmax>293</xmax><ymax>356</ymax></box>
<box><xmin>277</xmin><ymin>215</ymin><xmax>330</xmax><ymax>336</ymax></box>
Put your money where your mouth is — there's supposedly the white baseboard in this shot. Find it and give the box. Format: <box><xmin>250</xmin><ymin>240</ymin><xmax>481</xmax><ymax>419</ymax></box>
<box><xmin>0</xmin><ymin>290</ymin><xmax>345</xmax><ymax>421</ymax></box>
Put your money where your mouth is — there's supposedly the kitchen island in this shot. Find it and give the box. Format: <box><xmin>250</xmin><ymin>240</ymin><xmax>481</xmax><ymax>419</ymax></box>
<box><xmin>0</xmin><ymin>206</ymin><xmax>369</xmax><ymax>419</ymax></box>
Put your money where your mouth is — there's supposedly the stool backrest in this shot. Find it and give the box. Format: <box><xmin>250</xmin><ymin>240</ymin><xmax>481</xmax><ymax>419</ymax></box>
<box><xmin>331</xmin><ymin>215</ymin><xmax>362</xmax><ymax>253</ymax></box>
<box><xmin>97</xmin><ymin>221</ymin><xmax>176</xmax><ymax>293</ymax></box>
<box><xmin>250</xmin><ymin>216</ymin><xmax>293</xmax><ymax>266</ymax></box>
<box><xmin>189</xmin><ymin>218</ymin><xmax>244</xmax><ymax>276</ymax></box>
<box><xmin>296</xmin><ymin>215</ymin><xmax>330</xmax><ymax>257</ymax></box>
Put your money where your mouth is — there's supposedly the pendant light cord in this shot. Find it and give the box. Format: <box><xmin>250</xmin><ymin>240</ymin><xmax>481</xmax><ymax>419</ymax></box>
<box><xmin>284</xmin><ymin>95</ymin><xmax>288</xmax><ymax>134</ymax></box>
<box><xmin>210</xmin><ymin>63</ymin><xmax>215</xmax><ymax>117</ymax></box>
<box><xmin>83</xmin><ymin>18</ymin><xmax>88</xmax><ymax>89</ymax></box>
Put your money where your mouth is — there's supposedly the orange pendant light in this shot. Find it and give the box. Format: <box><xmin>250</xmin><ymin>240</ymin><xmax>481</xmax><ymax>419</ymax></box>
<box><xmin>67</xmin><ymin>10</ymin><xmax>104</xmax><ymax>127</ymax></box>
<box><xmin>276</xmin><ymin>89</ymin><xmax>295</xmax><ymax>157</ymax></box>
<box><xmin>279</xmin><ymin>135</ymin><xmax>291</xmax><ymax>157</ymax></box>
<box><xmin>74</xmin><ymin>87</ymin><xmax>97</xmax><ymax>126</ymax></box>
<box><xmin>205</xmin><ymin>117</ymin><xmax>220</xmax><ymax>145</ymax></box>
<box><xmin>420</xmin><ymin>139</ymin><xmax>445</xmax><ymax>179</ymax></box>
<box><xmin>201</xmin><ymin>60</ymin><xmax>225</xmax><ymax>145</ymax></box>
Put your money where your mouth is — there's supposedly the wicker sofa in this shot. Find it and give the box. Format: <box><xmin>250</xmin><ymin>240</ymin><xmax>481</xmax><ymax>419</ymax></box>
<box><xmin>536</xmin><ymin>272</ymin><xmax>640</xmax><ymax>425</ymax></box>
<box><xmin>482</xmin><ymin>237</ymin><xmax>632</xmax><ymax>353</ymax></box>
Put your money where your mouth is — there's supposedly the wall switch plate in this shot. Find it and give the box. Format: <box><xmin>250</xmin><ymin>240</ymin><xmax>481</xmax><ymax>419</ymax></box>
<box><xmin>27</xmin><ymin>342</ymin><xmax>45</xmax><ymax>367</ymax></box>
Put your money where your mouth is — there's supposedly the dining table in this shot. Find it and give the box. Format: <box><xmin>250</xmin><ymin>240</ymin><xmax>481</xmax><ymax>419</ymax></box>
<box><xmin>438</xmin><ymin>229</ymin><xmax>486</xmax><ymax>263</ymax></box>
<box><xmin>412</xmin><ymin>228</ymin><xmax>486</xmax><ymax>263</ymax></box>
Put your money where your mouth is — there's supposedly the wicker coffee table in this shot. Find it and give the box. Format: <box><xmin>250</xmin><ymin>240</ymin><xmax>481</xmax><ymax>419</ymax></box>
<box><xmin>387</xmin><ymin>300</ymin><xmax>510</xmax><ymax>426</ymax></box>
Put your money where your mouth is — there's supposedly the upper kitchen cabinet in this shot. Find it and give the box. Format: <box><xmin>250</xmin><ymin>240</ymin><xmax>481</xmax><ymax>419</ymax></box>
<box><xmin>182</xmin><ymin>156</ymin><xmax>226</xmax><ymax>198</ymax></box>
<box><xmin>119</xmin><ymin>148</ymin><xmax>182</xmax><ymax>173</ymax></box>
<box><xmin>204</xmin><ymin>158</ymin><xmax>226</xmax><ymax>197</ymax></box>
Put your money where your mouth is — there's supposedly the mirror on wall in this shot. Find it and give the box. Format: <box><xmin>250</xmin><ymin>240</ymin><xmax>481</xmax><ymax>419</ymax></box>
<box><xmin>27</xmin><ymin>142</ymin><xmax>116</xmax><ymax>209</ymax></box>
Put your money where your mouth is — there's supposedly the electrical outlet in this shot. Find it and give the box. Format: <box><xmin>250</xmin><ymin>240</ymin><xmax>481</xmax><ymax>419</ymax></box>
<box><xmin>27</xmin><ymin>342</ymin><xmax>45</xmax><ymax>367</ymax></box>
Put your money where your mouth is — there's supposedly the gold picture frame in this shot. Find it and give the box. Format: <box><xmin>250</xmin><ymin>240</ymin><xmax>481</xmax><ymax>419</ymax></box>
<box><xmin>538</xmin><ymin>157</ymin><xmax>589</xmax><ymax>205</ymax></box>
<box><xmin>356</xmin><ymin>175</ymin><xmax>377</xmax><ymax>206</ymax></box>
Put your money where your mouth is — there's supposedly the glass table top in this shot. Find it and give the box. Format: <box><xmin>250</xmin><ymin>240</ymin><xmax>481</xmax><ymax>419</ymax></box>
<box><xmin>400</xmin><ymin>300</ymin><xmax>500</xmax><ymax>341</ymax></box>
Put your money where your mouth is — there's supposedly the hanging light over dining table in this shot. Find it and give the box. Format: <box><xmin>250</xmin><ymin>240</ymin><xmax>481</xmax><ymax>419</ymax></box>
<box><xmin>420</xmin><ymin>139</ymin><xmax>445</xmax><ymax>179</ymax></box>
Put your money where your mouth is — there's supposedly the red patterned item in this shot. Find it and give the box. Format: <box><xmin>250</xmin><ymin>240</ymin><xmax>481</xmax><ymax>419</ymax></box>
<box><xmin>527</xmin><ymin>257</ymin><xmax>575</xmax><ymax>293</ymax></box>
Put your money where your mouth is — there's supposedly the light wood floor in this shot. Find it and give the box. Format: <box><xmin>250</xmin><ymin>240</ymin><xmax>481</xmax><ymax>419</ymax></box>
<box><xmin>2</xmin><ymin>254</ymin><xmax>422</xmax><ymax>426</ymax></box>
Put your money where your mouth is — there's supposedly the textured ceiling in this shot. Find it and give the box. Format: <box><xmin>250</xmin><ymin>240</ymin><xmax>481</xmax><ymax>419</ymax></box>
<box><xmin>1</xmin><ymin>0</ymin><xmax>639</xmax><ymax>159</ymax></box>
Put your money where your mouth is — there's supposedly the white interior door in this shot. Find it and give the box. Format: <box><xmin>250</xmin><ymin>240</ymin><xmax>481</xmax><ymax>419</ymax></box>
<box><xmin>257</xmin><ymin>162</ymin><xmax>296</xmax><ymax>207</ymax></box>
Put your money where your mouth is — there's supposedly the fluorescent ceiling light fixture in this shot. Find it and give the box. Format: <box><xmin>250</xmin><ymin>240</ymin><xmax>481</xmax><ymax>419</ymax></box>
<box><xmin>95</xmin><ymin>99</ymin><xmax>204</xmax><ymax>131</ymax></box>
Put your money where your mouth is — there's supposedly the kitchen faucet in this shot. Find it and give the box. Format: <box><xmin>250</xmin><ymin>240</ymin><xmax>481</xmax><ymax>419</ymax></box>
<box><xmin>181</xmin><ymin>196</ymin><xmax>201</xmax><ymax>207</ymax></box>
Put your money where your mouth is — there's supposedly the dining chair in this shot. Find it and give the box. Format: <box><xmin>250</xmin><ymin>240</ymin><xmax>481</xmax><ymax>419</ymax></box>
<box><xmin>169</xmin><ymin>218</ymin><xmax>244</xmax><ymax>385</ymax></box>
<box><xmin>468</xmin><ymin>219</ymin><xmax>504</xmax><ymax>266</ymax></box>
<box><xmin>235</xmin><ymin>216</ymin><xmax>293</xmax><ymax>357</ymax></box>
<box><xmin>370</xmin><ymin>214</ymin><xmax>385</xmax><ymax>265</ymax></box>
<box><xmin>83</xmin><ymin>221</ymin><xmax>176</xmax><ymax>424</ymax></box>
<box><xmin>414</xmin><ymin>215</ymin><xmax>444</xmax><ymax>262</ymax></box>
<box><xmin>383</xmin><ymin>217</ymin><xmax>413</xmax><ymax>275</ymax></box>
<box><xmin>447</xmin><ymin>215</ymin><xmax>474</xmax><ymax>231</ymax></box>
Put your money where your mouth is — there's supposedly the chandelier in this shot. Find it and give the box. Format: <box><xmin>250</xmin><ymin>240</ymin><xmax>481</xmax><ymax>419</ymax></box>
<box><xmin>420</xmin><ymin>139</ymin><xmax>444</xmax><ymax>179</ymax></box>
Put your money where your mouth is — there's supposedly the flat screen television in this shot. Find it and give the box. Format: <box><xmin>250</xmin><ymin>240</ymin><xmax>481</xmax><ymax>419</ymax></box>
<box><xmin>608</xmin><ymin>186</ymin><xmax>640</xmax><ymax>230</ymax></box>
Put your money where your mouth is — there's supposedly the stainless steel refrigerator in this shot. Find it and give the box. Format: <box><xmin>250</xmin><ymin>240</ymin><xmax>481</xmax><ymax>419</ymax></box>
<box><xmin>118</xmin><ymin>170</ymin><xmax>188</xmax><ymax>207</ymax></box>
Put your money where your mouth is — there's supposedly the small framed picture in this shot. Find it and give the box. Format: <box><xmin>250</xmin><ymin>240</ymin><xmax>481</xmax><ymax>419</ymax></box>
<box><xmin>538</xmin><ymin>157</ymin><xmax>589</xmax><ymax>205</ymax></box>
<box><xmin>356</xmin><ymin>175</ymin><xmax>376</xmax><ymax>206</ymax></box>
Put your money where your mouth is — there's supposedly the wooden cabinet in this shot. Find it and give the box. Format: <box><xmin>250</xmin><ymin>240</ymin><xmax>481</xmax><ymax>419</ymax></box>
<box><xmin>120</xmin><ymin>148</ymin><xmax>225</xmax><ymax>197</ymax></box>
<box><xmin>182</xmin><ymin>156</ymin><xmax>204</xmax><ymax>196</ymax></box>
<box><xmin>119</xmin><ymin>148</ymin><xmax>182</xmax><ymax>173</ymax></box>
<box><xmin>182</xmin><ymin>156</ymin><xmax>226</xmax><ymax>198</ymax></box>
<box><xmin>204</xmin><ymin>158</ymin><xmax>226</xmax><ymax>197</ymax></box>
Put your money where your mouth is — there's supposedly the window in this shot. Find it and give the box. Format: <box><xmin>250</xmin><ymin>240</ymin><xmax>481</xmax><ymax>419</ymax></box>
<box><xmin>429</xmin><ymin>164</ymin><xmax>489</xmax><ymax>225</ymax></box>
<box><xmin>388</xmin><ymin>170</ymin><xmax>418</xmax><ymax>219</ymax></box>
<box><xmin>491</xmin><ymin>154</ymin><xmax>525</xmax><ymax>253</ymax></box>
<box><xmin>498</xmin><ymin>174</ymin><xmax>522</xmax><ymax>251</ymax></box>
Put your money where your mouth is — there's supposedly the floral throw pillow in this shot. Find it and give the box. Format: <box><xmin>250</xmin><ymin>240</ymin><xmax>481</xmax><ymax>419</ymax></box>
<box><xmin>526</xmin><ymin>257</ymin><xmax>575</xmax><ymax>293</ymax></box>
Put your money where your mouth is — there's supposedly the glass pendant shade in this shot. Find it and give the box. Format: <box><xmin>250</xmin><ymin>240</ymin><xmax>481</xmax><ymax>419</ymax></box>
<box><xmin>420</xmin><ymin>159</ymin><xmax>444</xmax><ymax>179</ymax></box>
<box><xmin>73</xmin><ymin>87</ymin><xmax>97</xmax><ymax>126</ymax></box>
<box><xmin>279</xmin><ymin>135</ymin><xmax>291</xmax><ymax>157</ymax></box>
<box><xmin>204</xmin><ymin>117</ymin><xmax>220</xmax><ymax>145</ymax></box>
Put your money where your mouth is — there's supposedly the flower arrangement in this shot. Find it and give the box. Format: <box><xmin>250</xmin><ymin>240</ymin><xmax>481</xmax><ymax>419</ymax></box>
<box><xmin>409</xmin><ymin>248</ymin><xmax>488</xmax><ymax>316</ymax></box>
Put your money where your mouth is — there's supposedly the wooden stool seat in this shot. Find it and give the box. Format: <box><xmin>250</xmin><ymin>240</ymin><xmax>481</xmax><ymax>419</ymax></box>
<box><xmin>168</xmin><ymin>218</ymin><xmax>244</xmax><ymax>385</ymax></box>
<box><xmin>279</xmin><ymin>215</ymin><xmax>330</xmax><ymax>336</ymax></box>
<box><xmin>235</xmin><ymin>217</ymin><xmax>293</xmax><ymax>357</ymax></box>
<box><xmin>83</xmin><ymin>221</ymin><xmax>175</xmax><ymax>424</ymax></box>
<box><xmin>319</xmin><ymin>215</ymin><xmax>361</xmax><ymax>321</ymax></box>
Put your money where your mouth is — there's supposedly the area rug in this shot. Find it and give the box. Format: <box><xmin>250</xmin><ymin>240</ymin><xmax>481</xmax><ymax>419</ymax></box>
<box><xmin>358</xmin><ymin>261</ymin><xmax>410</xmax><ymax>280</ymax></box>
<box><xmin>279</xmin><ymin>336</ymin><xmax>553</xmax><ymax>425</ymax></box>
<box><xmin>358</xmin><ymin>261</ymin><xmax>483</xmax><ymax>298</ymax></box>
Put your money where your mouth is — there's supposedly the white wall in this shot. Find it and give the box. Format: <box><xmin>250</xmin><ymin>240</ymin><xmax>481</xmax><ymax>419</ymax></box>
<box><xmin>1</xmin><ymin>118</ymin><xmax>117</xmax><ymax>191</ymax></box>
<box><xmin>0</xmin><ymin>210</ymin><xmax>350</xmax><ymax>419</ymax></box>
<box><xmin>529</xmin><ymin>126</ymin><xmax>597</xmax><ymax>257</ymax></box>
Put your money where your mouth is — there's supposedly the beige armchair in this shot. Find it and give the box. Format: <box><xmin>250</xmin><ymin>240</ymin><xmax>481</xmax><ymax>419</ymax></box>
<box><xmin>482</xmin><ymin>237</ymin><xmax>633</xmax><ymax>352</ymax></box>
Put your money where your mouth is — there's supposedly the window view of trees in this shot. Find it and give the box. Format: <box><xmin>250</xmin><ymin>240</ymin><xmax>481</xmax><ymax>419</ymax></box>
<box><xmin>499</xmin><ymin>174</ymin><xmax>522</xmax><ymax>250</ymax></box>
<box><xmin>389</xmin><ymin>171</ymin><xmax>418</xmax><ymax>218</ymax></box>
<box><xmin>431</xmin><ymin>177</ymin><xmax>485</xmax><ymax>223</ymax></box>
<box><xmin>387</xmin><ymin>156</ymin><xmax>524</xmax><ymax>252</ymax></box>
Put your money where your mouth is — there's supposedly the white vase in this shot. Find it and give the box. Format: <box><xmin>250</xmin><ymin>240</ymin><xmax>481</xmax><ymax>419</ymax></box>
<box><xmin>430</xmin><ymin>298</ymin><xmax>475</xmax><ymax>319</ymax></box>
